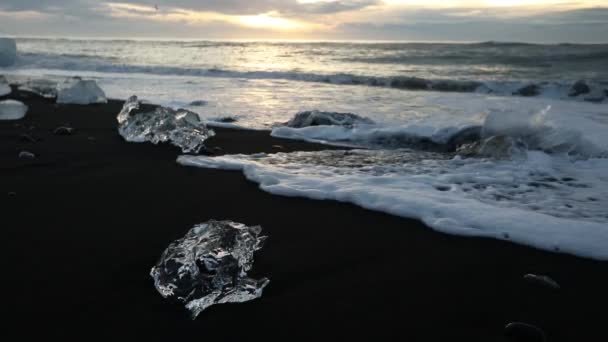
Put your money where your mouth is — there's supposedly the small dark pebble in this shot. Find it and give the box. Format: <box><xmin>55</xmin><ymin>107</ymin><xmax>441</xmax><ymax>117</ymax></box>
<box><xmin>19</xmin><ymin>134</ymin><xmax>38</xmax><ymax>143</ymax></box>
<box><xmin>583</xmin><ymin>97</ymin><xmax>604</xmax><ymax>103</ymax></box>
<box><xmin>53</xmin><ymin>126</ymin><xmax>76</xmax><ymax>135</ymax></box>
<box><xmin>189</xmin><ymin>100</ymin><xmax>208</xmax><ymax>106</ymax></box>
<box><xmin>513</xmin><ymin>84</ymin><xmax>541</xmax><ymax>97</ymax></box>
<box><xmin>502</xmin><ymin>233</ymin><xmax>510</xmax><ymax>239</ymax></box>
<box><xmin>8</xmin><ymin>192</ymin><xmax>16</xmax><ymax>197</ymax></box>
<box><xmin>434</xmin><ymin>185</ymin><xmax>451</xmax><ymax>192</ymax></box>
<box><xmin>18</xmin><ymin>151</ymin><xmax>36</xmax><ymax>159</ymax></box>
<box><xmin>505</xmin><ymin>322</ymin><xmax>547</xmax><ymax>342</ymax></box>
<box><xmin>523</xmin><ymin>274</ymin><xmax>560</xmax><ymax>289</ymax></box>
<box><xmin>568</xmin><ymin>80</ymin><xmax>590</xmax><ymax>97</ymax></box>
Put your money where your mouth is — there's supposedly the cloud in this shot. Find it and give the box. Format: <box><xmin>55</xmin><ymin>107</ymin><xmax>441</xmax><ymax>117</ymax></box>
<box><xmin>0</xmin><ymin>0</ymin><xmax>606</xmax><ymax>42</ymax></box>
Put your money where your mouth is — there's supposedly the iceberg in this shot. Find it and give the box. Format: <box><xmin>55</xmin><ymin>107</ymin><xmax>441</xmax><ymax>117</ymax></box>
<box><xmin>284</xmin><ymin>110</ymin><xmax>375</xmax><ymax>128</ymax></box>
<box><xmin>0</xmin><ymin>75</ymin><xmax>11</xmax><ymax>96</ymax></box>
<box><xmin>0</xmin><ymin>38</ymin><xmax>17</xmax><ymax>67</ymax></box>
<box><xmin>0</xmin><ymin>100</ymin><xmax>27</xmax><ymax>120</ymax></box>
<box><xmin>57</xmin><ymin>77</ymin><xmax>107</xmax><ymax>105</ymax></box>
<box><xmin>150</xmin><ymin>220</ymin><xmax>269</xmax><ymax>318</ymax></box>
<box><xmin>117</xmin><ymin>95</ymin><xmax>214</xmax><ymax>153</ymax></box>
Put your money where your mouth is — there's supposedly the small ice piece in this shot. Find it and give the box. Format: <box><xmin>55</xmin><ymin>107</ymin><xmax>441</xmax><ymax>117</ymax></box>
<box><xmin>0</xmin><ymin>75</ymin><xmax>11</xmax><ymax>96</ymax></box>
<box><xmin>504</xmin><ymin>322</ymin><xmax>547</xmax><ymax>342</ymax></box>
<box><xmin>57</xmin><ymin>77</ymin><xmax>107</xmax><ymax>105</ymax></box>
<box><xmin>0</xmin><ymin>100</ymin><xmax>28</xmax><ymax>120</ymax></box>
<box><xmin>18</xmin><ymin>151</ymin><xmax>35</xmax><ymax>159</ymax></box>
<box><xmin>523</xmin><ymin>274</ymin><xmax>560</xmax><ymax>289</ymax></box>
<box><xmin>284</xmin><ymin>110</ymin><xmax>375</xmax><ymax>128</ymax></box>
<box><xmin>0</xmin><ymin>38</ymin><xmax>17</xmax><ymax>67</ymax></box>
<box><xmin>18</xmin><ymin>79</ymin><xmax>58</xmax><ymax>99</ymax></box>
<box><xmin>150</xmin><ymin>220</ymin><xmax>269</xmax><ymax>318</ymax></box>
<box><xmin>117</xmin><ymin>95</ymin><xmax>214</xmax><ymax>153</ymax></box>
<box><xmin>53</xmin><ymin>126</ymin><xmax>76</xmax><ymax>136</ymax></box>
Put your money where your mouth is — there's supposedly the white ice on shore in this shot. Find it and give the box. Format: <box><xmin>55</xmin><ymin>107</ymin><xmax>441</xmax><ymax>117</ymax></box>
<box><xmin>57</xmin><ymin>77</ymin><xmax>107</xmax><ymax>104</ymax></box>
<box><xmin>0</xmin><ymin>38</ymin><xmax>17</xmax><ymax>67</ymax></box>
<box><xmin>117</xmin><ymin>95</ymin><xmax>215</xmax><ymax>153</ymax></box>
<box><xmin>151</xmin><ymin>220</ymin><xmax>268</xmax><ymax>318</ymax></box>
<box><xmin>0</xmin><ymin>99</ymin><xmax>27</xmax><ymax>120</ymax></box>
<box><xmin>0</xmin><ymin>75</ymin><xmax>11</xmax><ymax>96</ymax></box>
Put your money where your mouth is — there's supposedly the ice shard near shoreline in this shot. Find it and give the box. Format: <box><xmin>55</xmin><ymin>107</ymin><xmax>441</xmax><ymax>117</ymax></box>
<box><xmin>117</xmin><ymin>95</ymin><xmax>214</xmax><ymax>153</ymax></box>
<box><xmin>150</xmin><ymin>220</ymin><xmax>269</xmax><ymax>318</ymax></box>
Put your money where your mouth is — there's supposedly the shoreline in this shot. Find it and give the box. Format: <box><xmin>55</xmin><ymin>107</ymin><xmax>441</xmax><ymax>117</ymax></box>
<box><xmin>2</xmin><ymin>89</ymin><xmax>607</xmax><ymax>340</ymax></box>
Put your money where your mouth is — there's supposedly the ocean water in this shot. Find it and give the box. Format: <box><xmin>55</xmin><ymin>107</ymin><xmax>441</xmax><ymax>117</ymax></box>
<box><xmin>2</xmin><ymin>38</ymin><xmax>608</xmax><ymax>259</ymax></box>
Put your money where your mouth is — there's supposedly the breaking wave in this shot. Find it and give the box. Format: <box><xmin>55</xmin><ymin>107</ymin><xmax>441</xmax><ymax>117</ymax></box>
<box><xmin>11</xmin><ymin>52</ymin><xmax>608</xmax><ymax>102</ymax></box>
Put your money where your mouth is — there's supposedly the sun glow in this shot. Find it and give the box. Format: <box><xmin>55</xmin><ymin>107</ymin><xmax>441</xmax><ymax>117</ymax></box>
<box><xmin>237</xmin><ymin>12</ymin><xmax>304</xmax><ymax>30</ymax></box>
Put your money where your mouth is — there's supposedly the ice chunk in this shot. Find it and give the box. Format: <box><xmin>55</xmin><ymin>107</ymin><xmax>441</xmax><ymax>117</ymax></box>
<box><xmin>150</xmin><ymin>220</ymin><xmax>269</xmax><ymax>318</ymax></box>
<box><xmin>0</xmin><ymin>75</ymin><xmax>11</xmax><ymax>96</ymax></box>
<box><xmin>18</xmin><ymin>79</ymin><xmax>58</xmax><ymax>99</ymax></box>
<box><xmin>284</xmin><ymin>110</ymin><xmax>375</xmax><ymax>128</ymax></box>
<box><xmin>0</xmin><ymin>100</ymin><xmax>27</xmax><ymax>120</ymax></box>
<box><xmin>57</xmin><ymin>77</ymin><xmax>107</xmax><ymax>104</ymax></box>
<box><xmin>0</xmin><ymin>38</ymin><xmax>17</xmax><ymax>67</ymax></box>
<box><xmin>117</xmin><ymin>95</ymin><xmax>214</xmax><ymax>153</ymax></box>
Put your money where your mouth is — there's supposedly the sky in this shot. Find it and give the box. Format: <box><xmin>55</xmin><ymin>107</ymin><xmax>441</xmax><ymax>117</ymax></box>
<box><xmin>0</xmin><ymin>0</ymin><xmax>607</xmax><ymax>42</ymax></box>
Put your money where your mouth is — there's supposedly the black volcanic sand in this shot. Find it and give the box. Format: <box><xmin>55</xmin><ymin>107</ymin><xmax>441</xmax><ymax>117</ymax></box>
<box><xmin>2</xmin><ymin>89</ymin><xmax>607</xmax><ymax>341</ymax></box>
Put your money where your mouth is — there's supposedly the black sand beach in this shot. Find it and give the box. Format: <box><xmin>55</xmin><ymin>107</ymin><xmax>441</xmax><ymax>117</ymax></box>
<box><xmin>2</xmin><ymin>89</ymin><xmax>607</xmax><ymax>341</ymax></box>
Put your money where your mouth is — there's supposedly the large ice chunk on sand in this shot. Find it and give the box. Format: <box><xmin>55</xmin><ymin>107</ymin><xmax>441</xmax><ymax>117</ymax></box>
<box><xmin>0</xmin><ymin>75</ymin><xmax>11</xmax><ymax>96</ymax></box>
<box><xmin>117</xmin><ymin>95</ymin><xmax>214</xmax><ymax>153</ymax></box>
<box><xmin>0</xmin><ymin>100</ymin><xmax>27</xmax><ymax>120</ymax></box>
<box><xmin>57</xmin><ymin>77</ymin><xmax>107</xmax><ymax>104</ymax></box>
<box><xmin>150</xmin><ymin>220</ymin><xmax>269</xmax><ymax>318</ymax></box>
<box><xmin>284</xmin><ymin>110</ymin><xmax>375</xmax><ymax>128</ymax></box>
<box><xmin>0</xmin><ymin>38</ymin><xmax>17</xmax><ymax>67</ymax></box>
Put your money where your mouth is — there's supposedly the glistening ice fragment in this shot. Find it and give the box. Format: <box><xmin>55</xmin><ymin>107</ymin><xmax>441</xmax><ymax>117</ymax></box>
<box><xmin>150</xmin><ymin>220</ymin><xmax>269</xmax><ymax>318</ymax></box>
<box><xmin>117</xmin><ymin>95</ymin><xmax>214</xmax><ymax>153</ymax></box>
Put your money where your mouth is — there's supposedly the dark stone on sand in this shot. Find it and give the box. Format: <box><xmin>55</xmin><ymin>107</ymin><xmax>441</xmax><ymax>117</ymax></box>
<box><xmin>569</xmin><ymin>80</ymin><xmax>591</xmax><ymax>97</ymax></box>
<box><xmin>18</xmin><ymin>151</ymin><xmax>36</xmax><ymax>159</ymax></box>
<box><xmin>19</xmin><ymin>133</ymin><xmax>38</xmax><ymax>143</ymax></box>
<box><xmin>513</xmin><ymin>84</ymin><xmax>541</xmax><ymax>97</ymax></box>
<box><xmin>390</xmin><ymin>77</ymin><xmax>429</xmax><ymax>90</ymax></box>
<box><xmin>504</xmin><ymin>322</ymin><xmax>547</xmax><ymax>342</ymax></box>
<box><xmin>53</xmin><ymin>126</ymin><xmax>76</xmax><ymax>136</ymax></box>
<box><xmin>523</xmin><ymin>274</ymin><xmax>560</xmax><ymax>289</ymax></box>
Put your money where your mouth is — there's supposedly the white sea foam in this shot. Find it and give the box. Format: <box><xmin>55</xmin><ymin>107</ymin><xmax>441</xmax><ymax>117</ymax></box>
<box><xmin>179</xmin><ymin>104</ymin><xmax>608</xmax><ymax>260</ymax></box>
<box><xmin>178</xmin><ymin>149</ymin><xmax>608</xmax><ymax>260</ymax></box>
